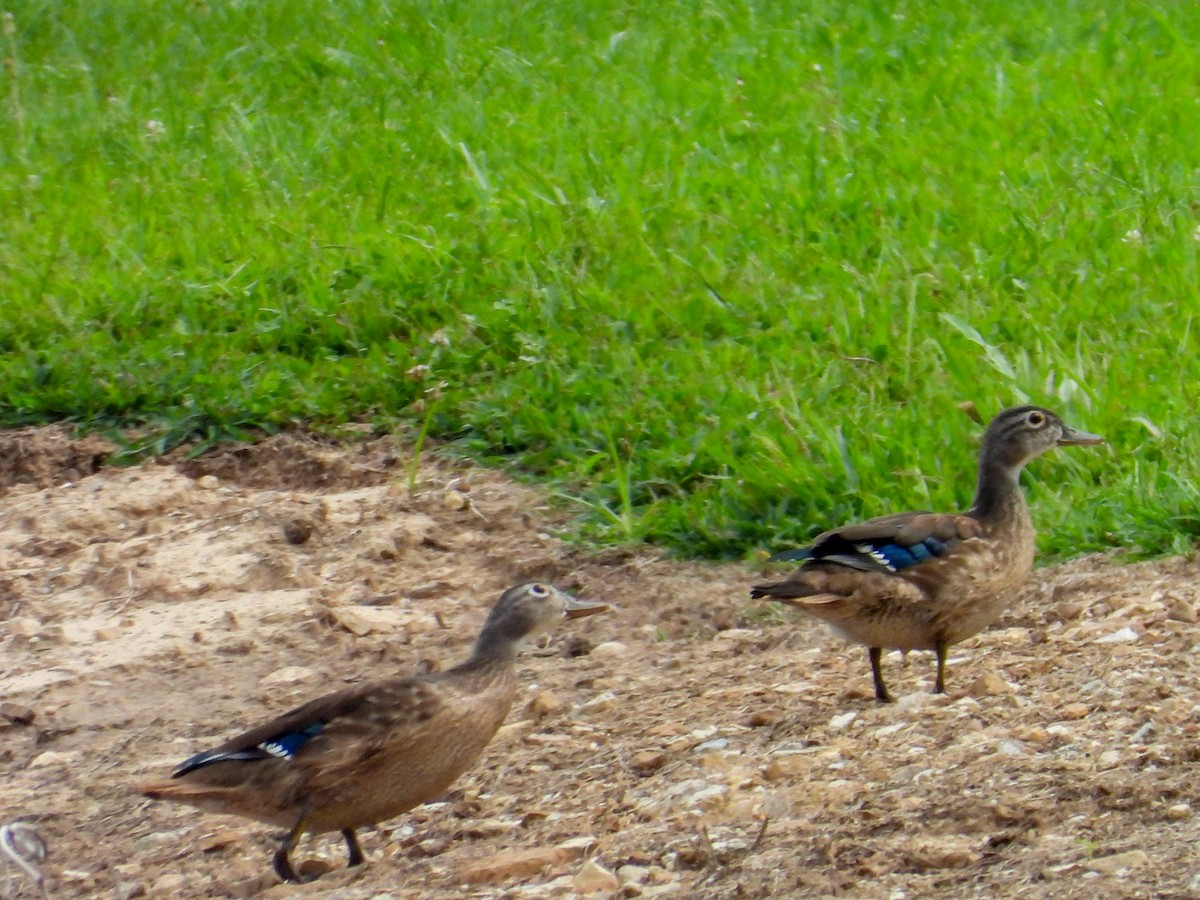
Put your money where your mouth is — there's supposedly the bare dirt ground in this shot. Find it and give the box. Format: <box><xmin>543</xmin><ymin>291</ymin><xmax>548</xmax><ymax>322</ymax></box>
<box><xmin>2</xmin><ymin>426</ymin><xmax>1199</xmax><ymax>899</ymax></box>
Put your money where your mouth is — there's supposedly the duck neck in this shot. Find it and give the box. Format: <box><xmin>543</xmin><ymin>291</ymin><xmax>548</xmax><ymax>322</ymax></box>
<box><xmin>467</xmin><ymin>632</ymin><xmax>521</xmax><ymax>664</ymax></box>
<box><xmin>969</xmin><ymin>455</ymin><xmax>1027</xmax><ymax>523</ymax></box>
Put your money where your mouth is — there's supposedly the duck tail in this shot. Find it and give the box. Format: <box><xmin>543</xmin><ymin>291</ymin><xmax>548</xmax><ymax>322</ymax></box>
<box><xmin>750</xmin><ymin>580</ymin><xmax>819</xmax><ymax>602</ymax></box>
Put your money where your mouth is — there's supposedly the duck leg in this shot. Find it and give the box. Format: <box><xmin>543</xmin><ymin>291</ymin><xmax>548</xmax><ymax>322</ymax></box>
<box><xmin>933</xmin><ymin>638</ymin><xmax>948</xmax><ymax>694</ymax></box>
<box><xmin>273</xmin><ymin>811</ymin><xmax>312</xmax><ymax>884</ymax></box>
<box><xmin>342</xmin><ymin>828</ymin><xmax>364</xmax><ymax>867</ymax></box>
<box><xmin>868</xmin><ymin>647</ymin><xmax>892</xmax><ymax>703</ymax></box>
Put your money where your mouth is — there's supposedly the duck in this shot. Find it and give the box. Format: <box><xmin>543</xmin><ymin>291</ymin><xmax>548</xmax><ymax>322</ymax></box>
<box><xmin>751</xmin><ymin>406</ymin><xmax>1102</xmax><ymax>703</ymax></box>
<box><xmin>141</xmin><ymin>582</ymin><xmax>608</xmax><ymax>883</ymax></box>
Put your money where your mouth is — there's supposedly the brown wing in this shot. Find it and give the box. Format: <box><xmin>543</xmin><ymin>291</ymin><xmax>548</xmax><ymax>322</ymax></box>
<box><xmin>753</xmin><ymin>512</ymin><xmax>982</xmax><ymax>599</ymax></box>
<box><xmin>170</xmin><ymin>676</ymin><xmax>448</xmax><ymax>777</ymax></box>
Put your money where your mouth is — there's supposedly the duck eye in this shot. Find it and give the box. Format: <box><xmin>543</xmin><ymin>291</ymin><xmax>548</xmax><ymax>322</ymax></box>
<box><xmin>529</xmin><ymin>584</ymin><xmax>548</xmax><ymax>597</ymax></box>
<box><xmin>1027</xmin><ymin>411</ymin><xmax>1045</xmax><ymax>427</ymax></box>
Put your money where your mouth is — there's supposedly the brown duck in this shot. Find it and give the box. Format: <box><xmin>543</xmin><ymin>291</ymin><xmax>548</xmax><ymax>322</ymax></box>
<box><xmin>751</xmin><ymin>406</ymin><xmax>1102</xmax><ymax>702</ymax></box>
<box><xmin>141</xmin><ymin>582</ymin><xmax>607</xmax><ymax>882</ymax></box>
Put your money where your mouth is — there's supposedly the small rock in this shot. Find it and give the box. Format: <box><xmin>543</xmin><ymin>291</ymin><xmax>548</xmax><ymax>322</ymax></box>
<box><xmin>405</xmin><ymin>580</ymin><xmax>452</xmax><ymax>599</ymax></box>
<box><xmin>1056</xmin><ymin>600</ymin><xmax>1087</xmax><ymax>621</ymax></box>
<box><xmin>132</xmin><ymin>828</ymin><xmax>192</xmax><ymax>852</ymax></box>
<box><xmin>639</xmin><ymin>885</ymin><xmax>684</xmax><ymax>898</ymax></box>
<box><xmin>630</xmin><ymin>750</ymin><xmax>668</xmax><ymax>774</ymax></box>
<box><xmin>463</xmin><ymin>818</ymin><xmax>521</xmax><ymax>838</ymax></box>
<box><xmin>528</xmin><ymin>690</ymin><xmax>565</xmax><ymax>719</ymax></box>
<box><xmin>581</xmin><ymin>691</ymin><xmax>618</xmax><ymax>714</ymax></box>
<box><xmin>590</xmin><ymin>641</ymin><xmax>629</xmax><ymax>658</ymax></box>
<box><xmin>574</xmin><ymin>859</ymin><xmax>619</xmax><ymax>894</ymax></box>
<box><xmin>411</xmin><ymin>836</ymin><xmax>450</xmax><ymax>857</ymax></box>
<box><xmin>37</xmin><ymin>624</ymin><xmax>68</xmax><ymax>644</ymax></box>
<box><xmin>282</xmin><ymin>520</ymin><xmax>314</xmax><ymax>545</ymax></box>
<box><xmin>894</xmin><ymin>691</ymin><xmax>938</xmax><ymax>710</ymax></box>
<box><xmin>200</xmin><ymin>829</ymin><xmax>245</xmax><ymax>852</ymax></box>
<box><xmin>115</xmin><ymin>882</ymin><xmax>147</xmax><ymax>900</ymax></box>
<box><xmin>1166</xmin><ymin>803</ymin><xmax>1192</xmax><ymax>821</ymax></box>
<box><xmin>28</xmin><ymin>750</ymin><xmax>77</xmax><ymax>768</ymax></box>
<box><xmin>968</xmin><ymin>672</ymin><xmax>1010</xmax><ymax>697</ymax></box>
<box><xmin>1095</xmin><ymin>626</ymin><xmax>1138</xmax><ymax>644</ymax></box>
<box><xmin>745</xmin><ymin>710</ymin><xmax>781</xmax><ymax>727</ymax></box>
<box><xmin>763</xmin><ymin>756</ymin><xmax>811</xmax><ymax>780</ymax></box>
<box><xmin>997</xmin><ymin>739</ymin><xmax>1026</xmax><ymax>757</ymax></box>
<box><xmin>371</xmin><ymin>537</ymin><xmax>399</xmax><ymax>561</ymax></box>
<box><xmin>828</xmin><ymin>711</ymin><xmax>857</xmax><ymax>730</ymax></box>
<box><xmin>1098</xmin><ymin>750</ymin><xmax>1121</xmax><ymax>767</ymax></box>
<box><xmin>197</xmin><ymin>474</ymin><xmax>220</xmax><ymax>490</ymax></box>
<box><xmin>1130</xmin><ymin>722</ymin><xmax>1154</xmax><ymax>743</ymax></box>
<box><xmin>559</xmin><ymin>635</ymin><xmax>593</xmax><ymax>658</ymax></box>
<box><xmin>329</xmin><ymin>606</ymin><xmax>408</xmax><ymax>637</ymax></box>
<box><xmin>555</xmin><ymin>836</ymin><xmax>598</xmax><ymax>859</ymax></box>
<box><xmin>226</xmin><ymin>873</ymin><xmax>277</xmax><ymax>899</ymax></box>
<box><xmin>906</xmin><ymin>836</ymin><xmax>980</xmax><ymax>869</ymax></box>
<box><xmin>683</xmin><ymin>783</ymin><xmax>727</xmax><ymax>810</ymax></box>
<box><xmin>260</xmin><ymin>665</ymin><xmax>319</xmax><ymax>686</ymax></box>
<box><xmin>1165</xmin><ymin>594</ymin><xmax>1198</xmax><ymax>623</ymax></box>
<box><xmin>391</xmin><ymin>515</ymin><xmax>439</xmax><ymax>547</ymax></box>
<box><xmin>1087</xmin><ymin>849</ymin><xmax>1149</xmax><ymax>875</ymax></box>
<box><xmin>152</xmin><ymin>873</ymin><xmax>187</xmax><ymax>895</ymax></box>
<box><xmin>7</xmin><ymin>617</ymin><xmax>41</xmax><ymax>637</ymax></box>
<box><xmin>295</xmin><ymin>858</ymin><xmax>336</xmax><ymax>880</ymax></box>
<box><xmin>59</xmin><ymin>871</ymin><xmax>96</xmax><ymax>895</ymax></box>
<box><xmin>618</xmin><ymin>865</ymin><xmax>651</xmax><ymax>886</ymax></box>
<box><xmin>0</xmin><ymin>702</ymin><xmax>35</xmax><ymax>725</ymax></box>
<box><xmin>1061</xmin><ymin>703</ymin><xmax>1089</xmax><ymax>720</ymax></box>
<box><xmin>94</xmin><ymin>626</ymin><xmax>123</xmax><ymax>641</ymax></box>
<box><xmin>444</xmin><ymin>490</ymin><xmax>468</xmax><ymax>510</ymax></box>
<box><xmin>459</xmin><ymin>846</ymin><xmax>565</xmax><ymax>883</ymax></box>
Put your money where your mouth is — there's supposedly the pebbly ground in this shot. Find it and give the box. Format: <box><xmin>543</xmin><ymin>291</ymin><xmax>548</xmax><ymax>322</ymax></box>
<box><xmin>1</xmin><ymin>427</ymin><xmax>1198</xmax><ymax>899</ymax></box>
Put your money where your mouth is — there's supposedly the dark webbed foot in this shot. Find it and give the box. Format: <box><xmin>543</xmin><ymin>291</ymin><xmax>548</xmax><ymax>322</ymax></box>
<box><xmin>273</xmin><ymin>811</ymin><xmax>312</xmax><ymax>883</ymax></box>
<box><xmin>342</xmin><ymin>828</ymin><xmax>364</xmax><ymax>868</ymax></box>
<box><xmin>868</xmin><ymin>647</ymin><xmax>893</xmax><ymax>703</ymax></box>
<box><xmin>273</xmin><ymin>845</ymin><xmax>304</xmax><ymax>883</ymax></box>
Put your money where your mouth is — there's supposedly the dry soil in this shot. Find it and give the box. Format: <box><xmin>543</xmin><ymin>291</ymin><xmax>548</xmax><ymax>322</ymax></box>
<box><xmin>1</xmin><ymin>427</ymin><xmax>1198</xmax><ymax>899</ymax></box>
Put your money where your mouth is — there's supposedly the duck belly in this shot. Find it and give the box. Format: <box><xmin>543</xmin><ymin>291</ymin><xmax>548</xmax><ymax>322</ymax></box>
<box><xmin>304</xmin><ymin>726</ymin><xmax>501</xmax><ymax>833</ymax></box>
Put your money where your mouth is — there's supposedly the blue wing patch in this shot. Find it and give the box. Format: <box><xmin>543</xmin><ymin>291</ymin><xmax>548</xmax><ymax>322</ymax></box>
<box><xmin>766</xmin><ymin>510</ymin><xmax>966</xmax><ymax>577</ymax></box>
<box><xmin>172</xmin><ymin>722</ymin><xmax>325</xmax><ymax>778</ymax></box>
<box><xmin>259</xmin><ymin>723</ymin><xmax>325</xmax><ymax>759</ymax></box>
<box><xmin>853</xmin><ymin>536</ymin><xmax>953</xmax><ymax>572</ymax></box>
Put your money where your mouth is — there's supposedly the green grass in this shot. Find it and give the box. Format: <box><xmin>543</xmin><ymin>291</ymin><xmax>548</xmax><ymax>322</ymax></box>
<box><xmin>1</xmin><ymin>0</ymin><xmax>1197</xmax><ymax>560</ymax></box>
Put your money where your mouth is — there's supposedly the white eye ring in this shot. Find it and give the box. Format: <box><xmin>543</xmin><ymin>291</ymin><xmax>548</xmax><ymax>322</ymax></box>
<box><xmin>1027</xmin><ymin>411</ymin><xmax>1045</xmax><ymax>426</ymax></box>
<box><xmin>529</xmin><ymin>584</ymin><xmax>548</xmax><ymax>596</ymax></box>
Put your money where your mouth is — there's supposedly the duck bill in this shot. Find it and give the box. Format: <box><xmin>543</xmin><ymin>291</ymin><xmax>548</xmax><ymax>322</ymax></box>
<box><xmin>564</xmin><ymin>595</ymin><xmax>610</xmax><ymax>619</ymax></box>
<box><xmin>1057</xmin><ymin>425</ymin><xmax>1104</xmax><ymax>446</ymax></box>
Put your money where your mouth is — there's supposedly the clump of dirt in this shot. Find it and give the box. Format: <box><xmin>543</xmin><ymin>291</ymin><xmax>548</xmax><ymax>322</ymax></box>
<box><xmin>0</xmin><ymin>425</ymin><xmax>113</xmax><ymax>492</ymax></box>
<box><xmin>1</xmin><ymin>427</ymin><xmax>1199</xmax><ymax>899</ymax></box>
<box><xmin>171</xmin><ymin>431</ymin><xmax>400</xmax><ymax>491</ymax></box>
